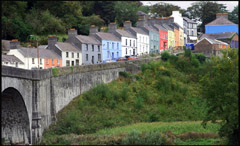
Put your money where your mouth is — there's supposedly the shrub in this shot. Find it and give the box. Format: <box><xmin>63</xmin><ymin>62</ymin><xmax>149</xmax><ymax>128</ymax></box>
<box><xmin>194</xmin><ymin>53</ymin><xmax>206</xmax><ymax>64</ymax></box>
<box><xmin>135</xmin><ymin>96</ymin><xmax>144</xmax><ymax>110</ymax></box>
<box><xmin>121</xmin><ymin>130</ymin><xmax>141</xmax><ymax>145</ymax></box>
<box><xmin>120</xmin><ymin>87</ymin><xmax>129</xmax><ymax>101</ymax></box>
<box><xmin>169</xmin><ymin>55</ymin><xmax>178</xmax><ymax>64</ymax></box>
<box><xmin>119</xmin><ymin>71</ymin><xmax>129</xmax><ymax>78</ymax></box>
<box><xmin>161</xmin><ymin>51</ymin><xmax>171</xmax><ymax>61</ymax></box>
<box><xmin>150</xmin><ymin>53</ymin><xmax>156</xmax><ymax>57</ymax></box>
<box><xmin>62</xmin><ymin>37</ymin><xmax>67</xmax><ymax>42</ymax></box>
<box><xmin>148</xmin><ymin>112</ymin><xmax>159</xmax><ymax>122</ymax></box>
<box><xmin>136</xmin><ymin>88</ymin><xmax>149</xmax><ymax>103</ymax></box>
<box><xmin>141</xmin><ymin>63</ymin><xmax>150</xmax><ymax>73</ymax></box>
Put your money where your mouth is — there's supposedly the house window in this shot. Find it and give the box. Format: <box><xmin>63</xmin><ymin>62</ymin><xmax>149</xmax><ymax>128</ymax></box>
<box><xmin>77</xmin><ymin>53</ymin><xmax>79</xmax><ymax>58</ymax></box>
<box><xmin>40</xmin><ymin>59</ymin><xmax>42</xmax><ymax>64</ymax></box>
<box><xmin>126</xmin><ymin>39</ymin><xmax>127</xmax><ymax>45</ymax></box>
<box><xmin>112</xmin><ymin>42</ymin><xmax>114</xmax><ymax>49</ymax></box>
<box><xmin>98</xmin><ymin>54</ymin><xmax>101</xmax><ymax>61</ymax></box>
<box><xmin>92</xmin><ymin>45</ymin><xmax>94</xmax><ymax>51</ymax></box>
<box><xmin>117</xmin><ymin>52</ymin><xmax>119</xmax><ymax>57</ymax></box>
<box><xmin>52</xmin><ymin>59</ymin><xmax>54</xmax><ymax>65</ymax></box>
<box><xmin>16</xmin><ymin>62</ymin><xmax>18</xmax><ymax>67</ymax></box>
<box><xmin>133</xmin><ymin>40</ymin><xmax>135</xmax><ymax>47</ymax></box>
<box><xmin>107</xmin><ymin>42</ymin><xmax>109</xmax><ymax>49</ymax></box>
<box><xmin>66</xmin><ymin>52</ymin><xmax>69</xmax><ymax>58</ymax></box>
<box><xmin>98</xmin><ymin>45</ymin><xmax>100</xmax><ymax>52</ymax></box>
<box><xmin>47</xmin><ymin>59</ymin><xmax>49</xmax><ymax>64</ymax></box>
<box><xmin>32</xmin><ymin>58</ymin><xmax>35</xmax><ymax>64</ymax></box>
<box><xmin>76</xmin><ymin>59</ymin><xmax>79</xmax><ymax>65</ymax></box>
<box><xmin>117</xmin><ymin>43</ymin><xmax>119</xmax><ymax>49</ymax></box>
<box><xmin>108</xmin><ymin>51</ymin><xmax>110</xmax><ymax>58</ymax></box>
<box><xmin>86</xmin><ymin>54</ymin><xmax>88</xmax><ymax>61</ymax></box>
<box><xmin>86</xmin><ymin>44</ymin><xmax>88</xmax><ymax>51</ymax></box>
<box><xmin>66</xmin><ymin>60</ymin><xmax>70</xmax><ymax>66</ymax></box>
<box><xmin>5</xmin><ymin>62</ymin><xmax>8</xmax><ymax>64</ymax></box>
<box><xmin>126</xmin><ymin>48</ymin><xmax>127</xmax><ymax>55</ymax></box>
<box><xmin>192</xmin><ymin>30</ymin><xmax>194</xmax><ymax>36</ymax></box>
<box><xmin>130</xmin><ymin>40</ymin><xmax>131</xmax><ymax>46</ymax></box>
<box><xmin>57</xmin><ymin>59</ymin><xmax>59</xmax><ymax>64</ymax></box>
<box><xmin>72</xmin><ymin>52</ymin><xmax>74</xmax><ymax>58</ymax></box>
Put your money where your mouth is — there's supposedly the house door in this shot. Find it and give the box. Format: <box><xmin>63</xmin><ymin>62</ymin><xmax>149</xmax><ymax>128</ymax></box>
<box><xmin>72</xmin><ymin>61</ymin><xmax>74</xmax><ymax>66</ymax></box>
<box><xmin>92</xmin><ymin>56</ymin><xmax>94</xmax><ymax>64</ymax></box>
<box><xmin>133</xmin><ymin>49</ymin><xmax>135</xmax><ymax>55</ymax></box>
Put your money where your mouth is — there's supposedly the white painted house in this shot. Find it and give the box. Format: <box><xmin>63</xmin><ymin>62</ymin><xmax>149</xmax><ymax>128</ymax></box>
<box><xmin>124</xmin><ymin>21</ymin><xmax>149</xmax><ymax>56</ymax></box>
<box><xmin>170</xmin><ymin>11</ymin><xmax>184</xmax><ymax>29</ymax></box>
<box><xmin>2</xmin><ymin>54</ymin><xmax>25</xmax><ymax>68</ymax></box>
<box><xmin>48</xmin><ymin>36</ymin><xmax>82</xmax><ymax>67</ymax></box>
<box><xmin>108</xmin><ymin>23</ymin><xmax>137</xmax><ymax>57</ymax></box>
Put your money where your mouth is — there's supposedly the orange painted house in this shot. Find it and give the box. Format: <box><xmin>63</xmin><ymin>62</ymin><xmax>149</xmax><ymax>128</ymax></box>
<box><xmin>169</xmin><ymin>24</ymin><xmax>179</xmax><ymax>49</ymax></box>
<box><xmin>44</xmin><ymin>58</ymin><xmax>62</xmax><ymax>69</ymax></box>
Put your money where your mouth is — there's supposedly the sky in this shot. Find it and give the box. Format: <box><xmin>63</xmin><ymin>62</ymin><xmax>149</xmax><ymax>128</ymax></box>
<box><xmin>141</xmin><ymin>1</ymin><xmax>239</xmax><ymax>12</ymax></box>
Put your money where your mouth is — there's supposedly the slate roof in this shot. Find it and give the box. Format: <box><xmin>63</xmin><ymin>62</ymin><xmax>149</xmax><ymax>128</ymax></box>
<box><xmin>115</xmin><ymin>29</ymin><xmax>136</xmax><ymax>38</ymax></box>
<box><xmin>162</xmin><ymin>24</ymin><xmax>174</xmax><ymax>31</ymax></box>
<box><xmin>154</xmin><ymin>24</ymin><xmax>168</xmax><ymax>32</ymax></box>
<box><xmin>138</xmin><ymin>11</ymin><xmax>147</xmax><ymax>16</ymax></box>
<box><xmin>130</xmin><ymin>27</ymin><xmax>148</xmax><ymax>35</ymax></box>
<box><xmin>206</xmin><ymin>16</ymin><xmax>236</xmax><ymax>25</ymax></box>
<box><xmin>76</xmin><ymin>35</ymin><xmax>101</xmax><ymax>45</ymax></box>
<box><xmin>170</xmin><ymin>23</ymin><xmax>183</xmax><ymax>30</ymax></box>
<box><xmin>199</xmin><ymin>32</ymin><xmax>236</xmax><ymax>40</ymax></box>
<box><xmin>96</xmin><ymin>32</ymin><xmax>121</xmax><ymax>41</ymax></box>
<box><xmin>196</xmin><ymin>38</ymin><xmax>229</xmax><ymax>45</ymax></box>
<box><xmin>2</xmin><ymin>55</ymin><xmax>24</xmax><ymax>64</ymax></box>
<box><xmin>2</xmin><ymin>40</ymin><xmax>11</xmax><ymax>52</ymax></box>
<box><xmin>183</xmin><ymin>17</ymin><xmax>197</xmax><ymax>23</ymax></box>
<box><xmin>142</xmin><ymin>25</ymin><xmax>159</xmax><ymax>33</ymax></box>
<box><xmin>55</xmin><ymin>42</ymin><xmax>80</xmax><ymax>52</ymax></box>
<box><xmin>18</xmin><ymin>47</ymin><xmax>62</xmax><ymax>58</ymax></box>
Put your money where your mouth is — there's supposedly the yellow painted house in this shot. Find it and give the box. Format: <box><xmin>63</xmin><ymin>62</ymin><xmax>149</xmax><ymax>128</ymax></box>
<box><xmin>179</xmin><ymin>27</ymin><xmax>184</xmax><ymax>47</ymax></box>
<box><xmin>162</xmin><ymin>24</ymin><xmax>175</xmax><ymax>49</ymax></box>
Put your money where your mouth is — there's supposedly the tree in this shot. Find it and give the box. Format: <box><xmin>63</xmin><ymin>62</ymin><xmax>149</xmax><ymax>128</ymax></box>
<box><xmin>229</xmin><ymin>6</ymin><xmax>238</xmax><ymax>24</ymax></box>
<box><xmin>94</xmin><ymin>1</ymin><xmax>116</xmax><ymax>25</ymax></box>
<box><xmin>184</xmin><ymin>1</ymin><xmax>227</xmax><ymax>33</ymax></box>
<box><xmin>114</xmin><ymin>1</ymin><xmax>139</xmax><ymax>27</ymax></box>
<box><xmin>200</xmin><ymin>48</ymin><xmax>239</xmax><ymax>145</ymax></box>
<box><xmin>150</xmin><ymin>2</ymin><xmax>182</xmax><ymax>17</ymax></box>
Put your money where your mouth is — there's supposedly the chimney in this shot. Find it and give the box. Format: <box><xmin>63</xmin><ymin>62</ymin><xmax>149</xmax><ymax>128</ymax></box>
<box><xmin>108</xmin><ymin>22</ymin><xmax>117</xmax><ymax>33</ymax></box>
<box><xmin>137</xmin><ymin>19</ymin><xmax>146</xmax><ymax>27</ymax></box>
<box><xmin>68</xmin><ymin>28</ymin><xmax>77</xmax><ymax>42</ymax></box>
<box><xmin>216</xmin><ymin>13</ymin><xmax>228</xmax><ymax>19</ymax></box>
<box><xmin>48</xmin><ymin>35</ymin><xmax>58</xmax><ymax>50</ymax></box>
<box><xmin>89</xmin><ymin>25</ymin><xmax>98</xmax><ymax>36</ymax></box>
<box><xmin>123</xmin><ymin>20</ymin><xmax>132</xmax><ymax>30</ymax></box>
<box><xmin>10</xmin><ymin>39</ymin><xmax>20</xmax><ymax>49</ymax></box>
<box><xmin>148</xmin><ymin>18</ymin><xmax>156</xmax><ymax>25</ymax></box>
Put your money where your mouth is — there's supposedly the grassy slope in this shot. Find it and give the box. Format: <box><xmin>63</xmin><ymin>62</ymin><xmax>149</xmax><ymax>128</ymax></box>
<box><xmin>40</xmin><ymin>56</ymin><xmax>222</xmax><ymax>145</ymax></box>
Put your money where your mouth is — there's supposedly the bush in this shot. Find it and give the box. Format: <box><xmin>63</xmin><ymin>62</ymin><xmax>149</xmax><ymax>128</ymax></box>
<box><xmin>135</xmin><ymin>96</ymin><xmax>144</xmax><ymax>110</ymax></box>
<box><xmin>119</xmin><ymin>71</ymin><xmax>129</xmax><ymax>78</ymax></box>
<box><xmin>141</xmin><ymin>63</ymin><xmax>150</xmax><ymax>73</ymax></box>
<box><xmin>120</xmin><ymin>87</ymin><xmax>129</xmax><ymax>101</ymax></box>
<box><xmin>194</xmin><ymin>53</ymin><xmax>206</xmax><ymax>64</ymax></box>
<box><xmin>121</xmin><ymin>130</ymin><xmax>167</xmax><ymax>145</ymax></box>
<box><xmin>161</xmin><ymin>51</ymin><xmax>171</xmax><ymax>61</ymax></box>
<box><xmin>148</xmin><ymin>112</ymin><xmax>159</xmax><ymax>122</ymax></box>
<box><xmin>191</xmin><ymin>57</ymin><xmax>200</xmax><ymax>68</ymax></box>
<box><xmin>169</xmin><ymin>55</ymin><xmax>178</xmax><ymax>64</ymax></box>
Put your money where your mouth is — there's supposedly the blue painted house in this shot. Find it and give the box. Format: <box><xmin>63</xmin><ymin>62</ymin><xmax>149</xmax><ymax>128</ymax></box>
<box><xmin>89</xmin><ymin>25</ymin><xmax>122</xmax><ymax>62</ymax></box>
<box><xmin>205</xmin><ymin>13</ymin><xmax>238</xmax><ymax>34</ymax></box>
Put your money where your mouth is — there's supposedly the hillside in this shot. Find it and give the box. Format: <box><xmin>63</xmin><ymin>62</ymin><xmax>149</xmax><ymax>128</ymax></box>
<box><xmin>39</xmin><ymin>49</ymin><xmax>238</xmax><ymax>145</ymax></box>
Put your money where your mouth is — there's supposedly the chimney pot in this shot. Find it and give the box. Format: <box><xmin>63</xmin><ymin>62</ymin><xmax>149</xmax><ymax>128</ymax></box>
<box><xmin>89</xmin><ymin>25</ymin><xmax>98</xmax><ymax>36</ymax></box>
<box><xmin>124</xmin><ymin>21</ymin><xmax>132</xmax><ymax>29</ymax></box>
<box><xmin>108</xmin><ymin>23</ymin><xmax>117</xmax><ymax>33</ymax></box>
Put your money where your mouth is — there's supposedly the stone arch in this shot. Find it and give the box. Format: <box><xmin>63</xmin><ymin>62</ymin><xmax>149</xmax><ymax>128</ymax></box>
<box><xmin>1</xmin><ymin>87</ymin><xmax>31</xmax><ymax>145</ymax></box>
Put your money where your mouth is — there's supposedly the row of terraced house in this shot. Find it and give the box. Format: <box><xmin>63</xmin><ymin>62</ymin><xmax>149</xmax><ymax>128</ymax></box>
<box><xmin>2</xmin><ymin>11</ymin><xmax>238</xmax><ymax>69</ymax></box>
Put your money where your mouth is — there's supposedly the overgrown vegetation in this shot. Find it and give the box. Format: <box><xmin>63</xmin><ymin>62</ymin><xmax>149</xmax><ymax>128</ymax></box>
<box><xmin>41</xmin><ymin>49</ymin><xmax>238</xmax><ymax>145</ymax></box>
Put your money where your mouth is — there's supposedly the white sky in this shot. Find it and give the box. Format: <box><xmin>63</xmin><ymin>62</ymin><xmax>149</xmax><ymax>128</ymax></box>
<box><xmin>141</xmin><ymin>1</ymin><xmax>239</xmax><ymax>12</ymax></box>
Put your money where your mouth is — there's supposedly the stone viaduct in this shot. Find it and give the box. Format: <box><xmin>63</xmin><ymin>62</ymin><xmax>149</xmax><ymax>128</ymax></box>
<box><xmin>1</xmin><ymin>57</ymin><xmax>161</xmax><ymax>145</ymax></box>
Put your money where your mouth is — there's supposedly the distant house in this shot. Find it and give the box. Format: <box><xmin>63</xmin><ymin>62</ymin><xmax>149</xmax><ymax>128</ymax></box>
<box><xmin>2</xmin><ymin>54</ymin><xmax>24</xmax><ymax>68</ymax></box>
<box><xmin>199</xmin><ymin>32</ymin><xmax>238</xmax><ymax>48</ymax></box>
<box><xmin>108</xmin><ymin>23</ymin><xmax>137</xmax><ymax>57</ymax></box>
<box><xmin>162</xmin><ymin>24</ymin><xmax>175</xmax><ymax>49</ymax></box>
<box><xmin>183</xmin><ymin>17</ymin><xmax>198</xmax><ymax>44</ymax></box>
<box><xmin>193</xmin><ymin>38</ymin><xmax>229</xmax><ymax>57</ymax></box>
<box><xmin>205</xmin><ymin>13</ymin><xmax>238</xmax><ymax>34</ymax></box>
<box><xmin>48</xmin><ymin>36</ymin><xmax>81</xmax><ymax>66</ymax></box>
<box><xmin>137</xmin><ymin>19</ymin><xmax>160</xmax><ymax>53</ymax></box>
<box><xmin>89</xmin><ymin>25</ymin><xmax>122</xmax><ymax>62</ymax></box>
<box><xmin>124</xmin><ymin>21</ymin><xmax>149</xmax><ymax>55</ymax></box>
<box><xmin>8</xmin><ymin>47</ymin><xmax>62</xmax><ymax>69</ymax></box>
<box><xmin>152</xmin><ymin>24</ymin><xmax>168</xmax><ymax>52</ymax></box>
<box><xmin>170</xmin><ymin>23</ymin><xmax>184</xmax><ymax>49</ymax></box>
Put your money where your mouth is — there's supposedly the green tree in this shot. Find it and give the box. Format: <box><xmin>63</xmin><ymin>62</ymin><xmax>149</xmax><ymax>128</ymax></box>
<box><xmin>150</xmin><ymin>2</ymin><xmax>182</xmax><ymax>17</ymax></box>
<box><xmin>200</xmin><ymin>48</ymin><xmax>239</xmax><ymax>145</ymax></box>
<box><xmin>229</xmin><ymin>5</ymin><xmax>238</xmax><ymax>24</ymax></box>
<box><xmin>114</xmin><ymin>1</ymin><xmax>139</xmax><ymax>27</ymax></box>
<box><xmin>94</xmin><ymin>1</ymin><xmax>116</xmax><ymax>25</ymax></box>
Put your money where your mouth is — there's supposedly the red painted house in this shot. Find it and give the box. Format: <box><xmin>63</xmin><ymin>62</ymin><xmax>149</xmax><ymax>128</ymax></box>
<box><xmin>153</xmin><ymin>24</ymin><xmax>168</xmax><ymax>52</ymax></box>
